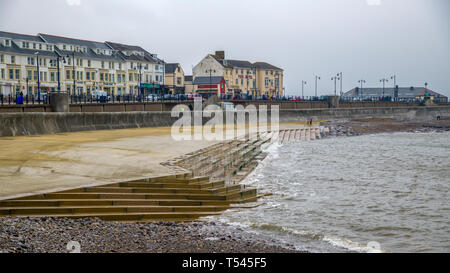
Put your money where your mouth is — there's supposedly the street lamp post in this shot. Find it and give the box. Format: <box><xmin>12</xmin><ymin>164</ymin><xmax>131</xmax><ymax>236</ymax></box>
<box><xmin>301</xmin><ymin>80</ymin><xmax>307</xmax><ymax>99</ymax></box>
<box><xmin>390</xmin><ymin>75</ymin><xmax>396</xmax><ymax>88</ymax></box>
<box><xmin>358</xmin><ymin>80</ymin><xmax>366</xmax><ymax>98</ymax></box>
<box><xmin>54</xmin><ymin>52</ymin><xmax>66</xmax><ymax>92</ymax></box>
<box><xmin>34</xmin><ymin>52</ymin><xmax>40</xmax><ymax>100</ymax></box>
<box><xmin>315</xmin><ymin>76</ymin><xmax>321</xmax><ymax>98</ymax></box>
<box><xmin>253</xmin><ymin>67</ymin><xmax>257</xmax><ymax>99</ymax></box>
<box><xmin>337</xmin><ymin>72</ymin><xmax>343</xmax><ymax>96</ymax></box>
<box><xmin>331</xmin><ymin>76</ymin><xmax>340</xmax><ymax>96</ymax></box>
<box><xmin>66</xmin><ymin>52</ymin><xmax>76</xmax><ymax>96</ymax></box>
<box><xmin>380</xmin><ymin>78</ymin><xmax>389</xmax><ymax>98</ymax></box>
<box><xmin>206</xmin><ymin>68</ymin><xmax>215</xmax><ymax>98</ymax></box>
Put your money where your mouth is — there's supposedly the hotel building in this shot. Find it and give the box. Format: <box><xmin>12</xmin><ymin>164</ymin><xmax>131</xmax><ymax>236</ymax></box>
<box><xmin>0</xmin><ymin>31</ymin><xmax>166</xmax><ymax>97</ymax></box>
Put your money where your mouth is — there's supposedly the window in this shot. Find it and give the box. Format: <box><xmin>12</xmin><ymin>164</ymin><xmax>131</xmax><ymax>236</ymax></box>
<box><xmin>235</xmin><ymin>79</ymin><xmax>238</xmax><ymax>85</ymax></box>
<box><xmin>100</xmin><ymin>73</ymin><xmax>104</xmax><ymax>81</ymax></box>
<box><xmin>9</xmin><ymin>69</ymin><xmax>14</xmax><ymax>79</ymax></box>
<box><xmin>39</xmin><ymin>44</ymin><xmax>42</xmax><ymax>50</ymax></box>
<box><xmin>86</xmin><ymin>72</ymin><xmax>90</xmax><ymax>81</ymax></box>
<box><xmin>66</xmin><ymin>70</ymin><xmax>71</xmax><ymax>80</ymax></box>
<box><xmin>27</xmin><ymin>57</ymin><xmax>35</xmax><ymax>65</ymax></box>
<box><xmin>1</xmin><ymin>69</ymin><xmax>4</xmax><ymax>79</ymax></box>
<box><xmin>50</xmin><ymin>72</ymin><xmax>55</xmax><ymax>82</ymax></box>
<box><xmin>68</xmin><ymin>58</ymin><xmax>71</xmax><ymax>66</ymax></box>
<box><xmin>119</xmin><ymin>63</ymin><xmax>122</xmax><ymax>70</ymax></box>
<box><xmin>44</xmin><ymin>72</ymin><xmax>47</xmax><ymax>81</ymax></box>
<box><xmin>265</xmin><ymin>70</ymin><xmax>268</xmax><ymax>75</ymax></box>
<box><xmin>88</xmin><ymin>60</ymin><xmax>91</xmax><ymax>67</ymax></box>
<box><xmin>5</xmin><ymin>40</ymin><xmax>10</xmax><ymax>47</ymax></box>
<box><xmin>34</xmin><ymin>71</ymin><xmax>38</xmax><ymax>80</ymax></box>
<box><xmin>265</xmin><ymin>77</ymin><xmax>269</xmax><ymax>87</ymax></box>
<box><xmin>63</xmin><ymin>45</ymin><xmax>66</xmax><ymax>50</ymax></box>
<box><xmin>129</xmin><ymin>73</ymin><xmax>132</xmax><ymax>82</ymax></box>
<box><xmin>33</xmin><ymin>43</ymin><xmax>36</xmax><ymax>49</ymax></box>
<box><xmin>27</xmin><ymin>70</ymin><xmax>32</xmax><ymax>80</ymax></box>
<box><xmin>0</xmin><ymin>54</ymin><xmax>3</xmax><ymax>62</ymax></box>
<box><xmin>271</xmin><ymin>71</ymin><xmax>273</xmax><ymax>75</ymax></box>
<box><xmin>101</xmin><ymin>61</ymin><xmax>104</xmax><ymax>69</ymax></box>
<box><xmin>11</xmin><ymin>55</ymin><xmax>15</xmax><ymax>64</ymax></box>
<box><xmin>91</xmin><ymin>72</ymin><xmax>95</xmax><ymax>81</ymax></box>
<box><xmin>14</xmin><ymin>69</ymin><xmax>19</xmax><ymax>80</ymax></box>
<box><xmin>177</xmin><ymin>77</ymin><xmax>182</xmax><ymax>85</ymax></box>
<box><xmin>155</xmin><ymin>75</ymin><xmax>159</xmax><ymax>82</ymax></box>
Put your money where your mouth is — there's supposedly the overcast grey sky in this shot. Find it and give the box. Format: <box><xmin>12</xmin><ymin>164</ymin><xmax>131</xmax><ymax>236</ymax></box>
<box><xmin>1</xmin><ymin>0</ymin><xmax>449</xmax><ymax>96</ymax></box>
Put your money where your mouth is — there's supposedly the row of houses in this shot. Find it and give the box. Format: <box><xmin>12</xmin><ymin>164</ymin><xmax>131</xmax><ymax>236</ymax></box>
<box><xmin>0</xmin><ymin>31</ymin><xmax>167</xmax><ymax>97</ymax></box>
<box><xmin>162</xmin><ymin>51</ymin><xmax>285</xmax><ymax>98</ymax></box>
<box><xmin>0</xmin><ymin>31</ymin><xmax>285</xmax><ymax>98</ymax></box>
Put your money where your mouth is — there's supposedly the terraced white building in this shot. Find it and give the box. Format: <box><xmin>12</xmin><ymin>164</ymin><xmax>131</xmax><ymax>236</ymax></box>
<box><xmin>0</xmin><ymin>31</ymin><xmax>166</xmax><ymax>97</ymax></box>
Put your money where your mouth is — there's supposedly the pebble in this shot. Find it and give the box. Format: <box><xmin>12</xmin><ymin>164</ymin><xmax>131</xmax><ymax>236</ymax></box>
<box><xmin>0</xmin><ymin>217</ymin><xmax>302</xmax><ymax>253</ymax></box>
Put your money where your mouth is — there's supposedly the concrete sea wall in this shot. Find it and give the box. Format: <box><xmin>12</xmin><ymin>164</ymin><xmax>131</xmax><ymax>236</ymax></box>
<box><xmin>1</xmin><ymin>106</ymin><xmax>449</xmax><ymax>137</ymax></box>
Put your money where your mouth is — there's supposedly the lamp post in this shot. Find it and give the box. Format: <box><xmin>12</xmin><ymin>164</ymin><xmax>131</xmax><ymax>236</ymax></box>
<box><xmin>54</xmin><ymin>51</ymin><xmax>66</xmax><ymax>92</ymax></box>
<box><xmin>34</xmin><ymin>52</ymin><xmax>40</xmax><ymax>99</ymax></box>
<box><xmin>206</xmin><ymin>68</ymin><xmax>215</xmax><ymax>98</ymax></box>
<box><xmin>315</xmin><ymin>76</ymin><xmax>321</xmax><ymax>98</ymax></box>
<box><xmin>301</xmin><ymin>80</ymin><xmax>307</xmax><ymax>99</ymax></box>
<box><xmin>331</xmin><ymin>75</ymin><xmax>340</xmax><ymax>96</ymax></box>
<box><xmin>358</xmin><ymin>79</ymin><xmax>366</xmax><ymax>98</ymax></box>
<box><xmin>380</xmin><ymin>78</ymin><xmax>389</xmax><ymax>98</ymax></box>
<box><xmin>66</xmin><ymin>52</ymin><xmax>76</xmax><ymax>96</ymax></box>
<box><xmin>390</xmin><ymin>75</ymin><xmax>396</xmax><ymax>88</ymax></box>
<box><xmin>253</xmin><ymin>67</ymin><xmax>257</xmax><ymax>99</ymax></box>
<box><xmin>134</xmin><ymin>63</ymin><xmax>142</xmax><ymax>97</ymax></box>
<box><xmin>337</xmin><ymin>72</ymin><xmax>343</xmax><ymax>96</ymax></box>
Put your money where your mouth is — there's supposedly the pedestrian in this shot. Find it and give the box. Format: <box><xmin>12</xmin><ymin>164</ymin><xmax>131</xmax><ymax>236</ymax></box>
<box><xmin>309</xmin><ymin>118</ymin><xmax>313</xmax><ymax>126</ymax></box>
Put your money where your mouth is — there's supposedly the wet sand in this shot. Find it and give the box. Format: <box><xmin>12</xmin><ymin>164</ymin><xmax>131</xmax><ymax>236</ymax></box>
<box><xmin>0</xmin><ymin>123</ymin><xmax>310</xmax><ymax>199</ymax></box>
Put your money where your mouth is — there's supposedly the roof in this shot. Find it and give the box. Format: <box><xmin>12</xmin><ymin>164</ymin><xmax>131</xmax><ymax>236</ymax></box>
<box><xmin>39</xmin><ymin>33</ymin><xmax>110</xmax><ymax>49</ymax></box>
<box><xmin>193</xmin><ymin>76</ymin><xmax>224</xmax><ymax>85</ymax></box>
<box><xmin>165</xmin><ymin>63</ymin><xmax>179</xmax><ymax>74</ymax></box>
<box><xmin>0</xmin><ymin>41</ymin><xmax>57</xmax><ymax>58</ymax></box>
<box><xmin>253</xmin><ymin>62</ymin><xmax>282</xmax><ymax>70</ymax></box>
<box><xmin>106</xmin><ymin>41</ymin><xmax>159</xmax><ymax>63</ymax></box>
<box><xmin>210</xmin><ymin>54</ymin><xmax>282</xmax><ymax>70</ymax></box>
<box><xmin>0</xmin><ymin>31</ymin><xmax>44</xmax><ymax>42</ymax></box>
<box><xmin>343</xmin><ymin>87</ymin><xmax>448</xmax><ymax>98</ymax></box>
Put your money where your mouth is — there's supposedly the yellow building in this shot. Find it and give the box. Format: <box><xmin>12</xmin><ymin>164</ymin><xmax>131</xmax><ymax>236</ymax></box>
<box><xmin>164</xmin><ymin>63</ymin><xmax>184</xmax><ymax>94</ymax></box>
<box><xmin>192</xmin><ymin>51</ymin><xmax>284</xmax><ymax>98</ymax></box>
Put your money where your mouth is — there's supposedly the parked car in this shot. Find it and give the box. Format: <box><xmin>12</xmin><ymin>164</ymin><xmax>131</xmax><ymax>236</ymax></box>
<box><xmin>91</xmin><ymin>90</ymin><xmax>110</xmax><ymax>102</ymax></box>
<box><xmin>146</xmin><ymin>94</ymin><xmax>159</xmax><ymax>101</ymax></box>
<box><xmin>217</xmin><ymin>102</ymin><xmax>235</xmax><ymax>110</ymax></box>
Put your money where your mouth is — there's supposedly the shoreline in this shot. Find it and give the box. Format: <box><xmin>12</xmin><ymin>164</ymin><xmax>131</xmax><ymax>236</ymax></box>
<box><xmin>0</xmin><ymin>216</ymin><xmax>302</xmax><ymax>253</ymax></box>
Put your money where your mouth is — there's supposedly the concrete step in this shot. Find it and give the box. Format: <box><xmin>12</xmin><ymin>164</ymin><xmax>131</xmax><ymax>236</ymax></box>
<box><xmin>63</xmin><ymin>185</ymin><xmax>242</xmax><ymax>195</ymax></box>
<box><xmin>0</xmin><ymin>199</ymin><xmax>248</xmax><ymax>208</ymax></box>
<box><xmin>150</xmin><ymin>176</ymin><xmax>210</xmax><ymax>184</ymax></box>
<box><xmin>11</xmin><ymin>212</ymin><xmax>222</xmax><ymax>222</ymax></box>
<box><xmin>117</xmin><ymin>180</ymin><xmax>225</xmax><ymax>189</ymax></box>
<box><xmin>0</xmin><ymin>205</ymin><xmax>232</xmax><ymax>216</ymax></box>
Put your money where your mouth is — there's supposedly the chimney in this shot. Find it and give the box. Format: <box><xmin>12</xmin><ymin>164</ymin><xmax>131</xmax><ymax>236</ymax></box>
<box><xmin>215</xmin><ymin>51</ymin><xmax>225</xmax><ymax>60</ymax></box>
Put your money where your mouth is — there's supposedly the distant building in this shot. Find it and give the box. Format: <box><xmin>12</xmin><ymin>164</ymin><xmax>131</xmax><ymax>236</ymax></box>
<box><xmin>192</xmin><ymin>51</ymin><xmax>283</xmax><ymax>98</ymax></box>
<box><xmin>343</xmin><ymin>86</ymin><xmax>448</xmax><ymax>103</ymax></box>
<box><xmin>164</xmin><ymin>63</ymin><xmax>185</xmax><ymax>94</ymax></box>
<box><xmin>184</xmin><ymin>75</ymin><xmax>194</xmax><ymax>94</ymax></box>
<box><xmin>193</xmin><ymin>76</ymin><xmax>226</xmax><ymax>97</ymax></box>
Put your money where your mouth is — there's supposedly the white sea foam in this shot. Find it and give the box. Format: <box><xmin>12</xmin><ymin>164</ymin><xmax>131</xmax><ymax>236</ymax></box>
<box><xmin>323</xmin><ymin>236</ymin><xmax>385</xmax><ymax>253</ymax></box>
